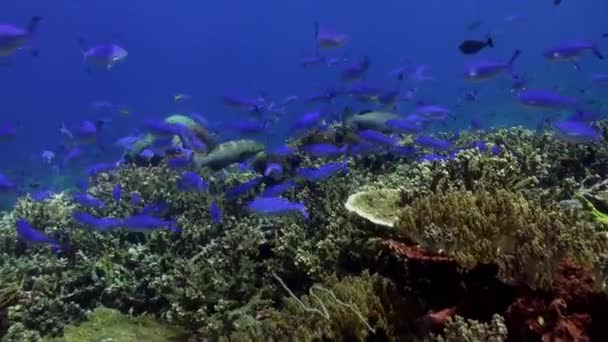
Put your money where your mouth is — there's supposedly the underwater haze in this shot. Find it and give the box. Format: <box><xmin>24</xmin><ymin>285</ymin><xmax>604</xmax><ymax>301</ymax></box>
<box><xmin>3</xmin><ymin>0</ymin><xmax>608</xmax><ymax>340</ymax></box>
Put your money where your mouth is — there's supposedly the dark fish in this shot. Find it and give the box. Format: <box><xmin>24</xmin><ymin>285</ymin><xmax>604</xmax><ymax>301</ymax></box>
<box><xmin>247</xmin><ymin>196</ymin><xmax>309</xmax><ymax>219</ymax></box>
<box><xmin>16</xmin><ymin>218</ymin><xmax>62</xmax><ymax>252</ymax></box>
<box><xmin>554</xmin><ymin>0</ymin><xmax>562</xmax><ymax>6</ymax></box>
<box><xmin>459</xmin><ymin>37</ymin><xmax>493</xmax><ymax>54</ymax></box>
<box><xmin>73</xmin><ymin>193</ymin><xmax>105</xmax><ymax>209</ymax></box>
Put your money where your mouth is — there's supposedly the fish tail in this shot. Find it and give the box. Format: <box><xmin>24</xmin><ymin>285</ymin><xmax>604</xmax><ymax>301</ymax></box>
<box><xmin>487</xmin><ymin>37</ymin><xmax>494</xmax><ymax>48</ymax></box>
<box><xmin>27</xmin><ymin>16</ymin><xmax>42</xmax><ymax>35</ymax></box>
<box><xmin>591</xmin><ymin>45</ymin><xmax>604</xmax><ymax>60</ymax></box>
<box><xmin>314</xmin><ymin>21</ymin><xmax>319</xmax><ymax>55</ymax></box>
<box><xmin>508</xmin><ymin>49</ymin><xmax>522</xmax><ymax>68</ymax></box>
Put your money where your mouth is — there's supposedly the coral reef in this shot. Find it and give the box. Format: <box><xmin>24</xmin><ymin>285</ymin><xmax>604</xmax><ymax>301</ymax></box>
<box><xmin>396</xmin><ymin>188</ymin><xmax>607</xmax><ymax>288</ymax></box>
<box><xmin>430</xmin><ymin>314</ymin><xmax>508</xmax><ymax>342</ymax></box>
<box><xmin>345</xmin><ymin>188</ymin><xmax>402</xmax><ymax>227</ymax></box>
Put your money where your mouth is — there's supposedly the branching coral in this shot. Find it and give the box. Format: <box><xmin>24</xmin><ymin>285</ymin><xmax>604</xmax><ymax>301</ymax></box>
<box><xmin>396</xmin><ymin>189</ymin><xmax>607</xmax><ymax>288</ymax></box>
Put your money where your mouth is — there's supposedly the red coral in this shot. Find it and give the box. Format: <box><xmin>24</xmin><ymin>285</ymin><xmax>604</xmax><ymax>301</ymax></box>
<box><xmin>505</xmin><ymin>258</ymin><xmax>608</xmax><ymax>342</ymax></box>
<box><xmin>424</xmin><ymin>307</ymin><xmax>457</xmax><ymax>331</ymax></box>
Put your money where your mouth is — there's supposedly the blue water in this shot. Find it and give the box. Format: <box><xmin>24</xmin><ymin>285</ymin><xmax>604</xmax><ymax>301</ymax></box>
<box><xmin>1</xmin><ymin>0</ymin><xmax>607</xmax><ymax>207</ymax></box>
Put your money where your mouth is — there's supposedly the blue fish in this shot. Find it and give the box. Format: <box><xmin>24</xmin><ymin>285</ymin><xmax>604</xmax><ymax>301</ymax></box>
<box><xmin>554</xmin><ymin>120</ymin><xmax>602</xmax><ymax>144</ymax></box>
<box><xmin>292</xmin><ymin>111</ymin><xmax>323</xmax><ymax>131</ymax></box>
<box><xmin>414</xmin><ymin>136</ymin><xmax>452</xmax><ymax>150</ymax></box>
<box><xmin>472</xmin><ymin>141</ymin><xmax>487</xmax><ymax>152</ymax></box>
<box><xmin>419</xmin><ymin>154</ymin><xmax>446</xmax><ymax>162</ymax></box>
<box><xmin>31</xmin><ymin>189</ymin><xmax>53</xmax><ymax>201</ymax></box>
<box><xmin>465</xmin><ymin>50</ymin><xmax>521</xmax><ymax>80</ymax></box>
<box><xmin>261</xmin><ymin>179</ymin><xmax>297</xmax><ymax>197</ymax></box>
<box><xmin>357</xmin><ymin>129</ymin><xmax>399</xmax><ymax>146</ymax></box>
<box><xmin>143</xmin><ymin>120</ymin><xmax>185</xmax><ymax>138</ymax></box>
<box><xmin>167</xmin><ymin>155</ymin><xmax>191</xmax><ymax>169</ymax></box>
<box><xmin>209</xmin><ymin>198</ymin><xmax>222</xmax><ymax>224</ymax></box>
<box><xmin>264</xmin><ymin>163</ymin><xmax>283</xmax><ymax>178</ymax></box>
<box><xmin>141</xmin><ymin>201</ymin><xmax>170</xmax><ymax>216</ymax></box>
<box><xmin>130</xmin><ymin>192</ymin><xmax>142</xmax><ymax>205</ymax></box>
<box><xmin>178</xmin><ymin>171</ymin><xmax>208</xmax><ymax>192</ymax></box>
<box><xmin>297</xmin><ymin>160</ymin><xmax>348</xmax><ymax>182</ymax></box>
<box><xmin>63</xmin><ymin>147</ymin><xmax>83</xmax><ymax>166</ymax></box>
<box><xmin>247</xmin><ymin>196</ymin><xmax>309</xmax><ymax>219</ymax></box>
<box><xmin>79</xmin><ymin>40</ymin><xmax>128</xmax><ymax>70</ymax></box>
<box><xmin>342</xmin><ymin>56</ymin><xmax>370</xmax><ymax>81</ymax></box>
<box><xmin>301</xmin><ymin>144</ymin><xmax>348</xmax><ymax>157</ymax></box>
<box><xmin>121</xmin><ymin>215</ymin><xmax>180</xmax><ymax>233</ymax></box>
<box><xmin>73</xmin><ymin>212</ymin><xmax>121</xmax><ymax>232</ymax></box>
<box><xmin>0</xmin><ymin>123</ymin><xmax>16</xmax><ymax>140</ymax></box>
<box><xmin>225</xmin><ymin>177</ymin><xmax>263</xmax><ymax>199</ymax></box>
<box><xmin>73</xmin><ymin>193</ymin><xmax>105</xmax><ymax>209</ymax></box>
<box><xmin>16</xmin><ymin>218</ymin><xmax>62</xmax><ymax>252</ymax></box>
<box><xmin>0</xmin><ymin>173</ymin><xmax>15</xmax><ymax>191</ymax></box>
<box><xmin>518</xmin><ymin>89</ymin><xmax>578</xmax><ymax>109</ymax></box>
<box><xmin>491</xmin><ymin>145</ymin><xmax>501</xmax><ymax>156</ymax></box>
<box><xmin>390</xmin><ymin>145</ymin><xmax>416</xmax><ymax>157</ymax></box>
<box><xmin>269</xmin><ymin>144</ymin><xmax>296</xmax><ymax>157</ymax></box>
<box><xmin>86</xmin><ymin>162</ymin><xmax>115</xmax><ymax>177</ymax></box>
<box><xmin>385</xmin><ymin>119</ymin><xmax>423</xmax><ymax>134</ymax></box>
<box><xmin>112</xmin><ymin>184</ymin><xmax>122</xmax><ymax>203</ymax></box>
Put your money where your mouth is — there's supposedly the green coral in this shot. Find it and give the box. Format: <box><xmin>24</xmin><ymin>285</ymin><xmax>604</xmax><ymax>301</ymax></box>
<box><xmin>46</xmin><ymin>307</ymin><xmax>187</xmax><ymax>342</ymax></box>
<box><xmin>345</xmin><ymin>188</ymin><xmax>402</xmax><ymax>228</ymax></box>
<box><xmin>396</xmin><ymin>189</ymin><xmax>607</xmax><ymax>288</ymax></box>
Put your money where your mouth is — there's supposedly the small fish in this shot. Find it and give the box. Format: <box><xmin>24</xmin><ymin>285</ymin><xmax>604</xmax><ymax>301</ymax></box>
<box><xmin>554</xmin><ymin>0</ymin><xmax>562</xmax><ymax>6</ymax></box>
<box><xmin>467</xmin><ymin>20</ymin><xmax>482</xmax><ymax>31</ymax></box>
<box><xmin>225</xmin><ymin>177</ymin><xmax>263</xmax><ymax>199</ymax></box>
<box><xmin>73</xmin><ymin>193</ymin><xmax>105</xmax><ymax>209</ymax></box>
<box><xmin>342</xmin><ymin>56</ymin><xmax>371</xmax><ymax>81</ymax></box>
<box><xmin>292</xmin><ymin>111</ymin><xmax>323</xmax><ymax>131</ymax></box>
<box><xmin>261</xmin><ymin>179</ymin><xmax>297</xmax><ymax>197</ymax></box>
<box><xmin>174</xmin><ymin>93</ymin><xmax>191</xmax><ymax>102</ymax></box>
<box><xmin>0</xmin><ymin>123</ymin><xmax>16</xmax><ymax>140</ymax></box>
<box><xmin>385</xmin><ymin>118</ymin><xmax>424</xmax><ymax>134</ymax></box>
<box><xmin>63</xmin><ymin>147</ymin><xmax>83</xmax><ymax>166</ymax></box>
<box><xmin>73</xmin><ymin>212</ymin><xmax>120</xmax><ymax>232</ymax></box>
<box><xmin>0</xmin><ymin>173</ymin><xmax>15</xmax><ymax>191</ymax></box>
<box><xmin>16</xmin><ymin>218</ymin><xmax>62</xmax><ymax>252</ymax></box>
<box><xmin>459</xmin><ymin>37</ymin><xmax>493</xmax><ymax>55</ymax></box>
<box><xmin>75</xmin><ymin>120</ymin><xmax>98</xmax><ymax>143</ymax></box>
<box><xmin>0</xmin><ymin>16</ymin><xmax>42</xmax><ymax>57</ymax></box>
<box><xmin>414</xmin><ymin>136</ymin><xmax>452</xmax><ymax>150</ymax></box>
<box><xmin>415</xmin><ymin>105</ymin><xmax>451</xmax><ymax>121</ymax></box>
<box><xmin>112</xmin><ymin>184</ymin><xmax>122</xmax><ymax>203</ymax></box>
<box><xmin>465</xmin><ymin>50</ymin><xmax>522</xmax><ymax>81</ymax></box>
<box><xmin>357</xmin><ymin>129</ymin><xmax>399</xmax><ymax>146</ymax></box>
<box><xmin>301</xmin><ymin>144</ymin><xmax>348</xmax><ymax>158</ymax></box>
<box><xmin>130</xmin><ymin>192</ymin><xmax>142</xmax><ymax>205</ymax></box>
<box><xmin>472</xmin><ymin>140</ymin><xmax>488</xmax><ymax>152</ymax></box>
<box><xmin>79</xmin><ymin>39</ymin><xmax>128</xmax><ymax>70</ymax></box>
<box><xmin>264</xmin><ymin>163</ymin><xmax>283</xmax><ymax>178</ymax></box>
<box><xmin>554</xmin><ymin>120</ymin><xmax>601</xmax><ymax>144</ymax></box>
<box><xmin>85</xmin><ymin>162</ymin><xmax>115</xmax><ymax>177</ymax></box>
<box><xmin>32</xmin><ymin>189</ymin><xmax>53</xmax><ymax>201</ymax></box>
<box><xmin>247</xmin><ymin>196</ymin><xmax>309</xmax><ymax>219</ymax></box>
<box><xmin>139</xmin><ymin>149</ymin><xmax>155</xmax><ymax>161</ymax></box>
<box><xmin>297</xmin><ymin>160</ymin><xmax>348</xmax><ymax>182</ymax></box>
<box><xmin>518</xmin><ymin>89</ymin><xmax>578</xmax><ymax>109</ymax></box>
<box><xmin>209</xmin><ymin>198</ymin><xmax>222</xmax><ymax>224</ymax></box>
<box><xmin>316</xmin><ymin>22</ymin><xmax>348</xmax><ymax>49</ymax></box>
<box><xmin>121</xmin><ymin>215</ymin><xmax>180</xmax><ymax>233</ymax></box>
<box><xmin>491</xmin><ymin>145</ymin><xmax>501</xmax><ymax>156</ymax></box>
<box><xmin>114</xmin><ymin>135</ymin><xmax>142</xmax><ymax>151</ymax></box>
<box><xmin>143</xmin><ymin>120</ymin><xmax>185</xmax><ymax>138</ymax></box>
<box><xmin>167</xmin><ymin>155</ymin><xmax>191</xmax><ymax>169</ymax></box>
<box><xmin>178</xmin><ymin>171</ymin><xmax>208</xmax><ymax>192</ymax></box>
<box><xmin>141</xmin><ymin>201</ymin><xmax>170</xmax><ymax>216</ymax></box>
<box><xmin>390</xmin><ymin>145</ymin><xmax>416</xmax><ymax>157</ymax></box>
<box><xmin>41</xmin><ymin>150</ymin><xmax>55</xmax><ymax>163</ymax></box>
<box><xmin>419</xmin><ymin>154</ymin><xmax>446</xmax><ymax>162</ymax></box>
<box><xmin>544</xmin><ymin>37</ymin><xmax>607</xmax><ymax>64</ymax></box>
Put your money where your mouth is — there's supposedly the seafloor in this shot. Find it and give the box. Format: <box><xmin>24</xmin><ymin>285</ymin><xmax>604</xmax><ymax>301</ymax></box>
<box><xmin>2</xmin><ymin>123</ymin><xmax>608</xmax><ymax>342</ymax></box>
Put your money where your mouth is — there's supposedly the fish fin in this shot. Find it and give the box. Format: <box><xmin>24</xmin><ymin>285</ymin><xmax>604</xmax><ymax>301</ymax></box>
<box><xmin>591</xmin><ymin>45</ymin><xmax>604</xmax><ymax>60</ymax></box>
<box><xmin>487</xmin><ymin>37</ymin><xmax>494</xmax><ymax>48</ymax></box>
<box><xmin>27</xmin><ymin>16</ymin><xmax>42</xmax><ymax>35</ymax></box>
